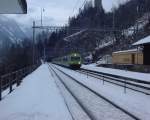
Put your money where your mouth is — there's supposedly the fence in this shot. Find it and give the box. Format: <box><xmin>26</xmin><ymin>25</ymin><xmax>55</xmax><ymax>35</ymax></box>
<box><xmin>0</xmin><ymin>64</ymin><xmax>40</xmax><ymax>101</ymax></box>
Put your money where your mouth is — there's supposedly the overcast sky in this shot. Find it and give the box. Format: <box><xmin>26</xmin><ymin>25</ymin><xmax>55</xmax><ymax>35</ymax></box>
<box><xmin>6</xmin><ymin>0</ymin><xmax>127</xmax><ymax>27</ymax></box>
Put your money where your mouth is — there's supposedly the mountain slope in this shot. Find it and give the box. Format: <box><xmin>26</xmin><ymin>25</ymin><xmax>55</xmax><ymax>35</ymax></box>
<box><xmin>0</xmin><ymin>15</ymin><xmax>26</xmax><ymax>46</ymax></box>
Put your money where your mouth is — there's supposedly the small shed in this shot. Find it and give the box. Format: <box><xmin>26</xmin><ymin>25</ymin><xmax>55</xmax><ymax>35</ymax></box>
<box><xmin>133</xmin><ymin>35</ymin><xmax>150</xmax><ymax>65</ymax></box>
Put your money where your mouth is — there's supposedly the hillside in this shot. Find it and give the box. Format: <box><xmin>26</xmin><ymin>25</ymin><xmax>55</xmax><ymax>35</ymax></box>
<box><xmin>0</xmin><ymin>16</ymin><xmax>33</xmax><ymax>75</ymax></box>
<box><xmin>47</xmin><ymin>0</ymin><xmax>150</xmax><ymax>61</ymax></box>
<box><xmin>0</xmin><ymin>15</ymin><xmax>26</xmax><ymax>47</ymax></box>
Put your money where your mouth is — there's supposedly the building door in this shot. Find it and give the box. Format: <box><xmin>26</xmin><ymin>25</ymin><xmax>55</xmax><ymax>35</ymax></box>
<box><xmin>132</xmin><ymin>54</ymin><xmax>135</xmax><ymax>64</ymax></box>
<box><xmin>144</xmin><ymin>45</ymin><xmax>150</xmax><ymax>65</ymax></box>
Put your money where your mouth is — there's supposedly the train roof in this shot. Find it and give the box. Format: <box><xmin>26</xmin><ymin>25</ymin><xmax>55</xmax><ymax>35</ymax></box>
<box><xmin>133</xmin><ymin>35</ymin><xmax>150</xmax><ymax>46</ymax></box>
<box><xmin>69</xmin><ymin>53</ymin><xmax>81</xmax><ymax>56</ymax></box>
<box><xmin>52</xmin><ymin>53</ymin><xmax>81</xmax><ymax>59</ymax></box>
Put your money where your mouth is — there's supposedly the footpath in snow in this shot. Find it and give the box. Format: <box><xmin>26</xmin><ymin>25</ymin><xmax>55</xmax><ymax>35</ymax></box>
<box><xmin>82</xmin><ymin>64</ymin><xmax>150</xmax><ymax>82</ymax></box>
<box><xmin>0</xmin><ymin>64</ymin><xmax>72</xmax><ymax>120</ymax></box>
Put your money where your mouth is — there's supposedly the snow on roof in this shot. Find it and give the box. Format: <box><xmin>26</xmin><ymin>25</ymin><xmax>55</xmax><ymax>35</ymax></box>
<box><xmin>113</xmin><ymin>49</ymin><xmax>138</xmax><ymax>54</ymax></box>
<box><xmin>133</xmin><ymin>35</ymin><xmax>150</xmax><ymax>46</ymax></box>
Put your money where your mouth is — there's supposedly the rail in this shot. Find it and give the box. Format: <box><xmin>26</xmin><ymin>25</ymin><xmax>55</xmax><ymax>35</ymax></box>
<box><xmin>0</xmin><ymin>64</ymin><xmax>40</xmax><ymax>101</ymax></box>
<box><xmin>52</xmin><ymin>63</ymin><xmax>150</xmax><ymax>95</ymax></box>
<box><xmin>50</xmin><ymin>64</ymin><xmax>140</xmax><ymax>120</ymax></box>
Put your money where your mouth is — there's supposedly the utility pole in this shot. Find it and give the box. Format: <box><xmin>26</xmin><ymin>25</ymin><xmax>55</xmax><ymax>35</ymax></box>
<box><xmin>44</xmin><ymin>28</ymin><xmax>49</xmax><ymax>62</ymax></box>
<box><xmin>41</xmin><ymin>8</ymin><xmax>43</xmax><ymax>26</ymax></box>
<box><xmin>136</xmin><ymin>3</ymin><xmax>142</xmax><ymax>65</ymax></box>
<box><xmin>32</xmin><ymin>21</ymin><xmax>35</xmax><ymax>65</ymax></box>
<box><xmin>112</xmin><ymin>10</ymin><xmax>115</xmax><ymax>53</ymax></box>
<box><xmin>41</xmin><ymin>8</ymin><xmax>46</xmax><ymax>62</ymax></box>
<box><xmin>41</xmin><ymin>8</ymin><xmax>45</xmax><ymax>26</ymax></box>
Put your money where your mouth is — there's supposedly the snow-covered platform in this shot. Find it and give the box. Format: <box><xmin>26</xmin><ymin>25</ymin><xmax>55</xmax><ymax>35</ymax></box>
<box><xmin>0</xmin><ymin>64</ymin><xmax>72</xmax><ymax>120</ymax></box>
<box><xmin>82</xmin><ymin>64</ymin><xmax>150</xmax><ymax>82</ymax></box>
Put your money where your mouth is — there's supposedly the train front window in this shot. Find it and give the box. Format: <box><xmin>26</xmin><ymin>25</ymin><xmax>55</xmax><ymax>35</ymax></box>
<box><xmin>71</xmin><ymin>57</ymin><xmax>80</xmax><ymax>61</ymax></box>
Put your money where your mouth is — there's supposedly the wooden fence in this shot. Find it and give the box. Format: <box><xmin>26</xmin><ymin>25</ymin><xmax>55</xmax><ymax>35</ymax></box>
<box><xmin>0</xmin><ymin>64</ymin><xmax>40</xmax><ymax>101</ymax></box>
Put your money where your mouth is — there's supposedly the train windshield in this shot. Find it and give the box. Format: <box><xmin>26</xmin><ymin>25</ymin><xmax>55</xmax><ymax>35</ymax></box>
<box><xmin>71</xmin><ymin>57</ymin><xmax>81</xmax><ymax>61</ymax></box>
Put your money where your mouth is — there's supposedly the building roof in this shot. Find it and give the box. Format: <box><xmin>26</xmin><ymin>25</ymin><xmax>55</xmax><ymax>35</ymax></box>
<box><xmin>0</xmin><ymin>0</ymin><xmax>27</xmax><ymax>14</ymax></box>
<box><xmin>133</xmin><ymin>35</ymin><xmax>150</xmax><ymax>46</ymax></box>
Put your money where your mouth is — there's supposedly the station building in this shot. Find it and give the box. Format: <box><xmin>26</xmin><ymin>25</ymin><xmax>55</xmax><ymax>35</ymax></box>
<box><xmin>112</xmin><ymin>35</ymin><xmax>150</xmax><ymax>66</ymax></box>
<box><xmin>133</xmin><ymin>35</ymin><xmax>150</xmax><ymax>65</ymax></box>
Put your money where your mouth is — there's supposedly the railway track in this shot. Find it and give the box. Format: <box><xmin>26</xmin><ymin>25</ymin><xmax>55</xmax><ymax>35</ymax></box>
<box><xmin>76</xmin><ymin>68</ymin><xmax>150</xmax><ymax>95</ymax></box>
<box><xmin>48</xmin><ymin>65</ymin><xmax>91</xmax><ymax>120</ymax></box>
<box><xmin>49</xmin><ymin>64</ymin><xmax>140</xmax><ymax>120</ymax></box>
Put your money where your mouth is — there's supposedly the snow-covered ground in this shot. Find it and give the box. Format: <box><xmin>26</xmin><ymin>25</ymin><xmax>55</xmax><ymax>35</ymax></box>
<box><xmin>123</xmin><ymin>12</ymin><xmax>150</xmax><ymax>37</ymax></box>
<box><xmin>52</xmin><ymin>65</ymin><xmax>134</xmax><ymax>120</ymax></box>
<box><xmin>95</xmin><ymin>36</ymin><xmax>115</xmax><ymax>50</ymax></box>
<box><xmin>53</xmin><ymin>64</ymin><xmax>150</xmax><ymax>120</ymax></box>
<box><xmin>0</xmin><ymin>64</ymin><xmax>72</xmax><ymax>120</ymax></box>
<box><xmin>82</xmin><ymin>64</ymin><xmax>150</xmax><ymax>82</ymax></box>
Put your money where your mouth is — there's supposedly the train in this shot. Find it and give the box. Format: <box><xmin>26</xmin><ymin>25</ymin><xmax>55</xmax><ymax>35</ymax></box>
<box><xmin>52</xmin><ymin>53</ymin><xmax>82</xmax><ymax>69</ymax></box>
